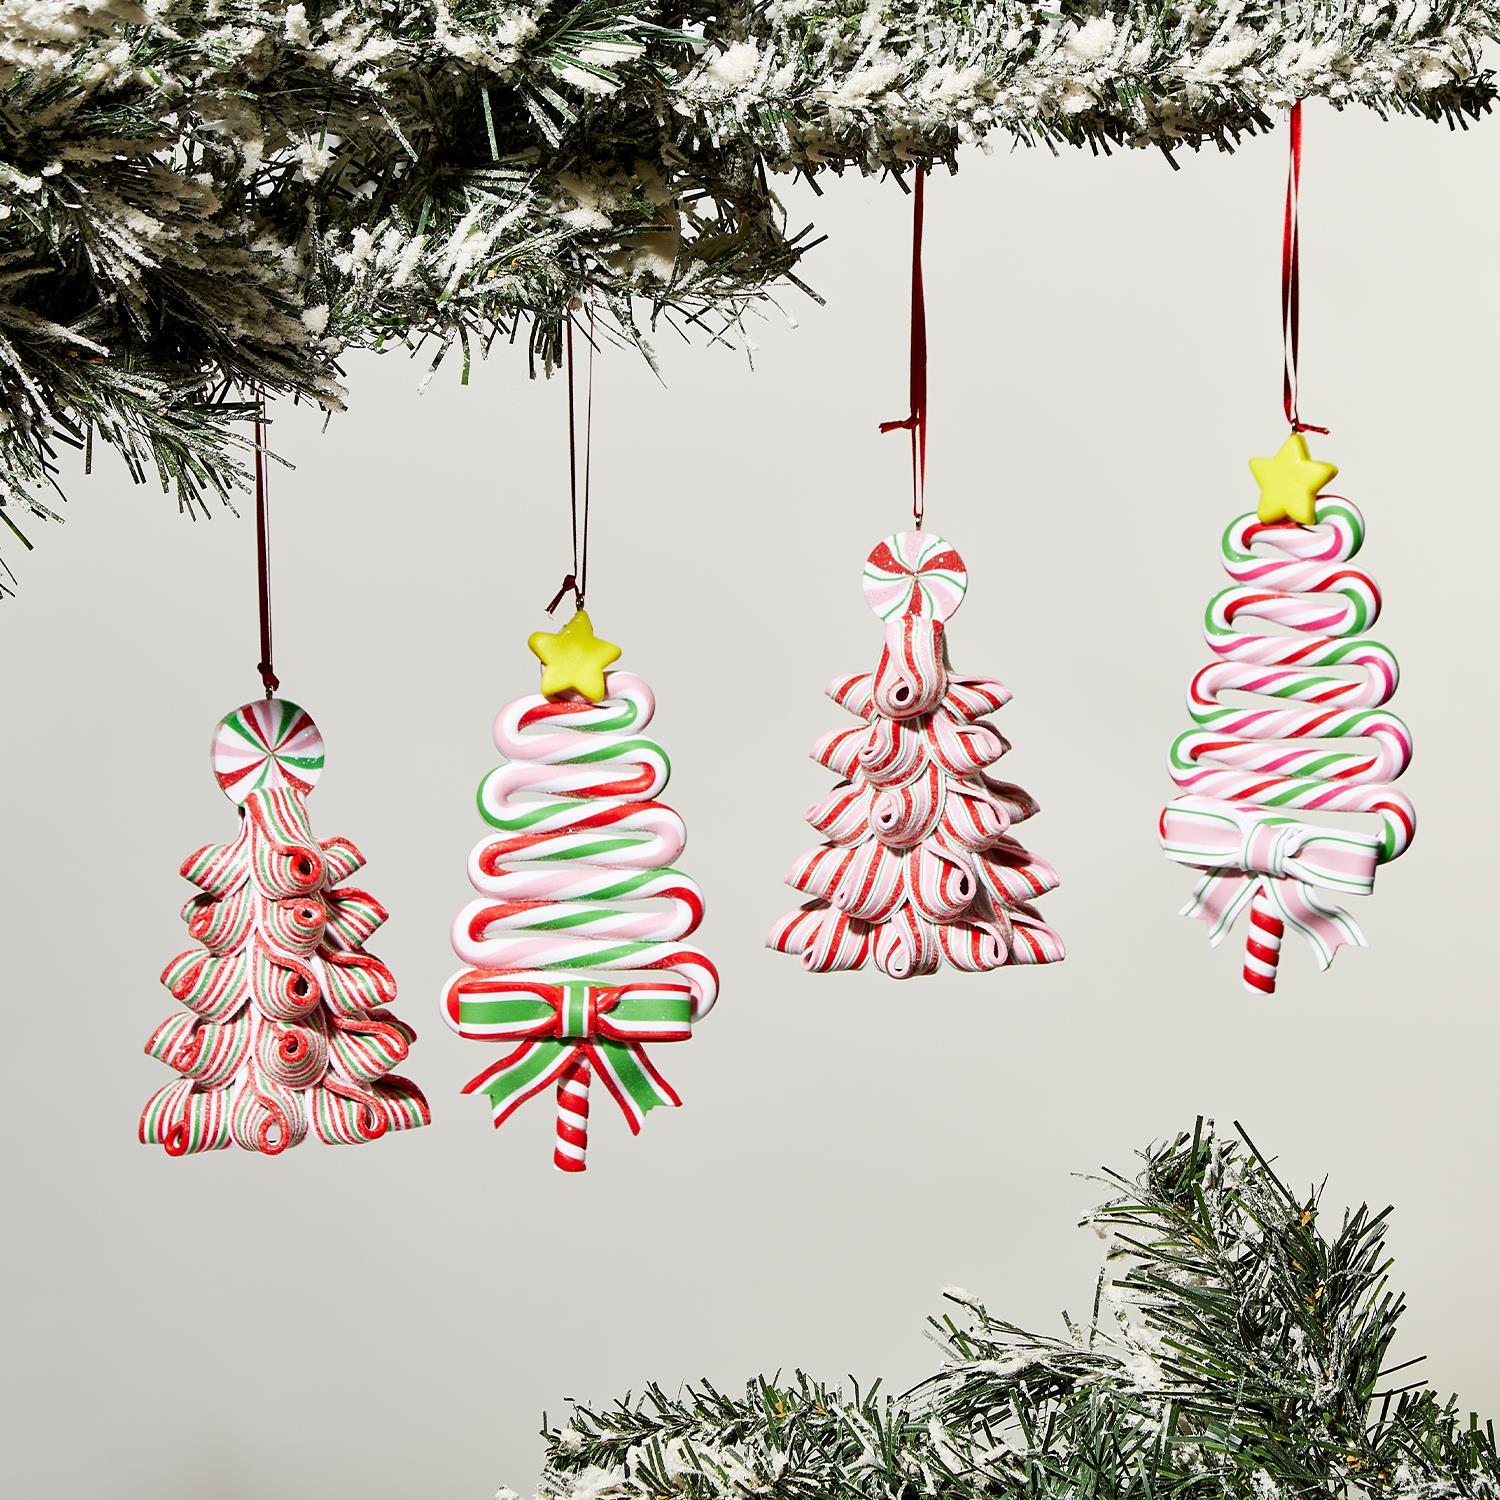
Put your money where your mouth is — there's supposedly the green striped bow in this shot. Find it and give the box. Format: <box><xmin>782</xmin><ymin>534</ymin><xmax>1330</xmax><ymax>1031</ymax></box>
<box><xmin>446</xmin><ymin>975</ymin><xmax>693</xmax><ymax>1133</ymax></box>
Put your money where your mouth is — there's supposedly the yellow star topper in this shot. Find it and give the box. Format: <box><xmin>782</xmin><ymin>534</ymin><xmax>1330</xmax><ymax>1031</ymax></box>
<box><xmin>1249</xmin><ymin>431</ymin><xmax>1338</xmax><ymax>526</ymax></box>
<box><xmin>528</xmin><ymin>608</ymin><xmax>621</xmax><ymax>702</ymax></box>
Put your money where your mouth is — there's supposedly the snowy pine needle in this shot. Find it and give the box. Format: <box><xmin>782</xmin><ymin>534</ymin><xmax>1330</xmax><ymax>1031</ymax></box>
<box><xmin>1</xmin><ymin>3</ymin><xmax>1496</xmax><ymax>576</ymax></box>
<box><xmin>531</xmin><ymin>1122</ymin><xmax>1500</xmax><ymax>1499</ymax></box>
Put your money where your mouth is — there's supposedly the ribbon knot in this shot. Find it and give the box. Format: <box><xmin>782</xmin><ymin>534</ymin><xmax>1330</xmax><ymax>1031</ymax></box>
<box><xmin>1161</xmin><ymin>798</ymin><xmax>1380</xmax><ymax>968</ymax></box>
<box><xmin>1239</xmin><ymin>818</ymin><xmax>1297</xmax><ymax>880</ymax></box>
<box><xmin>556</xmin><ymin>983</ymin><xmax>601</xmax><ymax>1038</ymax></box>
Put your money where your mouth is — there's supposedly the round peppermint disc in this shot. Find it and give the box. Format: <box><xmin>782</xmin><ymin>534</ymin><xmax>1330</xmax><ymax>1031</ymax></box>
<box><xmin>211</xmin><ymin>699</ymin><xmax>325</xmax><ymax>803</ymax></box>
<box><xmin>863</xmin><ymin>531</ymin><xmax>968</xmax><ymax>622</ymax></box>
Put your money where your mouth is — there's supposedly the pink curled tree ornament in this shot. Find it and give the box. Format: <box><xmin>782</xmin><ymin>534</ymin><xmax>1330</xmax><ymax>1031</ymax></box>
<box><xmin>769</xmin><ymin>532</ymin><xmax>1064</xmax><ymax>979</ymax></box>
<box><xmin>139</xmin><ymin>699</ymin><xmax>430</xmax><ymax>1156</ymax></box>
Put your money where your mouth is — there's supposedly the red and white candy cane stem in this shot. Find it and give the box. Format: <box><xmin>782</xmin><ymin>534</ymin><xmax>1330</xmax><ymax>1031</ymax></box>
<box><xmin>1244</xmin><ymin>884</ymin><xmax>1285</xmax><ymax>995</ymax></box>
<box><xmin>554</xmin><ymin>1056</ymin><xmax>591</xmax><ymax>1172</ymax></box>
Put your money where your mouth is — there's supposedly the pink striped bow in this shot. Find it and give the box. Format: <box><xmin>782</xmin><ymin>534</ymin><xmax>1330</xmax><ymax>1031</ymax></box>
<box><xmin>1160</xmin><ymin>798</ymin><xmax>1380</xmax><ymax>968</ymax></box>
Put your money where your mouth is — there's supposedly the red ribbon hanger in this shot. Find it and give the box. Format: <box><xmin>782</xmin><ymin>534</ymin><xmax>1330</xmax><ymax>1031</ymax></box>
<box><xmin>253</xmin><ymin>396</ymin><xmax>279</xmax><ymax>697</ymax></box>
<box><xmin>1281</xmin><ymin>101</ymin><xmax>1326</xmax><ymax>436</ymax></box>
<box><xmin>880</xmin><ymin>168</ymin><xmax>928</xmax><ymax>527</ymax></box>
<box><xmin>546</xmin><ymin>308</ymin><xmax>595</xmax><ymax>614</ymax></box>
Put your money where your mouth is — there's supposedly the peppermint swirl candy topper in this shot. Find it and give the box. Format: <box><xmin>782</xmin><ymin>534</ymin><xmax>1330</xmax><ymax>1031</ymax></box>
<box><xmin>211</xmin><ymin>699</ymin><xmax>325</xmax><ymax>803</ymax></box>
<box><xmin>1161</xmin><ymin>492</ymin><xmax>1415</xmax><ymax>994</ymax></box>
<box><xmin>863</xmin><ymin>531</ymin><xmax>968</xmax><ymax>621</ymax></box>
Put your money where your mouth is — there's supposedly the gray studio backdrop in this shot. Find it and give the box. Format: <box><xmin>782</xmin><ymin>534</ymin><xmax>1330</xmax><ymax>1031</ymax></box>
<box><xmin>3</xmin><ymin>104</ymin><xmax>1496</xmax><ymax>1499</ymax></box>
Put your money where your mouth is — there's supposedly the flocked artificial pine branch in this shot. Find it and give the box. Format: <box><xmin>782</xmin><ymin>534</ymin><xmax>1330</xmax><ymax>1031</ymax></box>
<box><xmin>528</xmin><ymin>1122</ymin><xmax>1499</xmax><ymax>1499</ymax></box>
<box><xmin>2</xmin><ymin>2</ymin><xmax>1497</xmax><ymax>578</ymax></box>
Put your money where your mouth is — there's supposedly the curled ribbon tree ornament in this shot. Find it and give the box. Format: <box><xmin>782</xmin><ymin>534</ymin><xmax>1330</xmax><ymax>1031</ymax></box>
<box><xmin>141</xmin><ymin>404</ymin><xmax>429</xmax><ymax>1154</ymax></box>
<box><xmin>769</xmin><ymin>532</ymin><xmax>1064</xmax><ymax>978</ymax></box>
<box><xmin>140</xmin><ymin>700</ymin><xmax>431</xmax><ymax>1154</ymax></box>
<box><xmin>442</xmin><ymin>660</ymin><xmax>717</xmax><ymax>1172</ymax></box>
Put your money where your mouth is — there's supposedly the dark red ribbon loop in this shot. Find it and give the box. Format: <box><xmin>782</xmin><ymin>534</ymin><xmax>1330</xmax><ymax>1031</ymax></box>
<box><xmin>253</xmin><ymin>397</ymin><xmax>279</xmax><ymax>698</ymax></box>
<box><xmin>880</xmin><ymin>168</ymin><xmax>927</xmax><ymax>527</ymax></box>
<box><xmin>1281</xmin><ymin>102</ymin><xmax>1327</xmax><ymax>436</ymax></box>
<box><xmin>549</xmin><ymin>309</ymin><xmax>594</xmax><ymax>612</ymax></box>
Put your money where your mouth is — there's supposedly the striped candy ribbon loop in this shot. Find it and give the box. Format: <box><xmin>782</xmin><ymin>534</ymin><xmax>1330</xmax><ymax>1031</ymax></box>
<box><xmin>871</xmin><ymin>615</ymin><xmax>947</xmax><ymax>718</ymax></box>
<box><xmin>321</xmin><ymin>887</ymin><xmax>386</xmax><ymax>949</ymax></box>
<box><xmin>140</xmin><ymin>1079</ymin><xmax>233</xmax><ymax>1155</ymax></box>
<box><xmin>144</xmin><ymin>1011</ymin><xmax>250</xmax><ymax>1086</ymax></box>
<box><xmin>257</xmin><ymin>1016</ymin><xmax>329</xmax><ymax>1090</ymax></box>
<box><xmin>494</xmin><ymin>677</ymin><xmax>654</xmax><ymax>753</ymax></box>
<box><xmin>180</xmin><ymin>821</ymin><xmax>251</xmax><ymax>901</ymax></box>
<box><xmin>183</xmin><ymin>885</ymin><xmax>253</xmax><ymax>953</ymax></box>
<box><xmin>229</xmin><ymin>1081</ymin><xmax>306</xmax><ymax>1154</ymax></box>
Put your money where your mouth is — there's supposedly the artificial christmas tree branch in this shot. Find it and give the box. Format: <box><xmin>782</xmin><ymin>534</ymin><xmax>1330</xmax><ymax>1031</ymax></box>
<box><xmin>529</xmin><ymin>1122</ymin><xmax>1499</xmax><ymax>1499</ymax></box>
<box><xmin>2</xmin><ymin>2</ymin><xmax>1495</xmax><ymax>578</ymax></box>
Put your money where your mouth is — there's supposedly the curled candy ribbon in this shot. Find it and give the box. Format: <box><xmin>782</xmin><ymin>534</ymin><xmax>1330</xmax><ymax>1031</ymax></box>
<box><xmin>443</xmin><ymin>974</ymin><xmax>692</xmax><ymax>1136</ymax></box>
<box><xmin>1160</xmin><ymin>799</ymin><xmax>1379</xmax><ymax>968</ymax></box>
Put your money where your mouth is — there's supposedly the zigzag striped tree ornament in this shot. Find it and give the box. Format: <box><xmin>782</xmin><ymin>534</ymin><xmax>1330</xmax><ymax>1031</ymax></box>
<box><xmin>140</xmin><ymin>699</ymin><xmax>431</xmax><ymax>1155</ymax></box>
<box><xmin>1159</xmin><ymin>438</ymin><xmax>1415</xmax><ymax>994</ymax></box>
<box><xmin>442</xmin><ymin>609</ymin><xmax>717</xmax><ymax>1172</ymax></box>
<box><xmin>769</xmin><ymin>532</ymin><xmax>1064</xmax><ymax>978</ymax></box>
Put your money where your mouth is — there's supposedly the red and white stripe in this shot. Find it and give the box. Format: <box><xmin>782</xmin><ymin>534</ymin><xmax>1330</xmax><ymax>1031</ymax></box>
<box><xmin>1242</xmin><ymin>883</ymin><xmax>1285</xmax><ymax>994</ymax></box>
<box><xmin>554</xmin><ymin>1057</ymin><xmax>591</xmax><ymax>1173</ymax></box>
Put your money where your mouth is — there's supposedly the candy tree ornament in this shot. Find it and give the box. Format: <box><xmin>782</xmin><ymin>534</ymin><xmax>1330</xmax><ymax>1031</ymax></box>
<box><xmin>1159</xmin><ymin>457</ymin><xmax>1415</xmax><ymax>995</ymax></box>
<box><xmin>442</xmin><ymin>622</ymin><xmax>717</xmax><ymax>1172</ymax></box>
<box><xmin>139</xmin><ymin>700</ymin><xmax>431</xmax><ymax>1155</ymax></box>
<box><xmin>769</xmin><ymin>532</ymin><xmax>1064</xmax><ymax>979</ymax></box>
